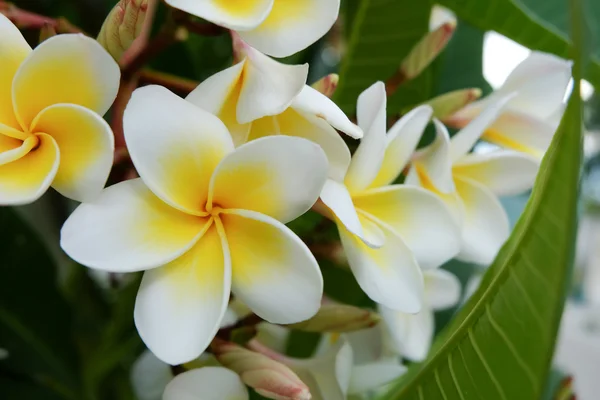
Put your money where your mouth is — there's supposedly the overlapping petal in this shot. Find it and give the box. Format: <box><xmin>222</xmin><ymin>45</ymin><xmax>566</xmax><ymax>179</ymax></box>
<box><xmin>319</xmin><ymin>179</ymin><xmax>365</xmax><ymax>242</ymax></box>
<box><xmin>291</xmin><ymin>85</ymin><xmax>363</xmax><ymax>139</ymax></box>
<box><xmin>222</xmin><ymin>209</ymin><xmax>323</xmax><ymax>324</ymax></box>
<box><xmin>134</xmin><ymin>224</ymin><xmax>231</xmax><ymax>365</ymax></box>
<box><xmin>124</xmin><ymin>85</ymin><xmax>234</xmax><ymax>215</ymax></box>
<box><xmin>379</xmin><ymin>304</ymin><xmax>433</xmax><ymax>362</ymax></box>
<box><xmin>345</xmin><ymin>82</ymin><xmax>387</xmax><ymax>193</ymax></box>
<box><xmin>209</xmin><ymin>136</ymin><xmax>328</xmax><ymax>223</ymax></box>
<box><xmin>482</xmin><ymin>111</ymin><xmax>556</xmax><ymax>158</ymax></box>
<box><xmin>369</xmin><ymin>105</ymin><xmax>433</xmax><ymax>188</ymax></box>
<box><xmin>339</xmin><ymin>213</ymin><xmax>424</xmax><ymax>313</ymax></box>
<box><xmin>60</xmin><ymin>179</ymin><xmax>206</xmax><ymax>272</ymax></box>
<box><xmin>12</xmin><ymin>34</ymin><xmax>119</xmax><ymax>129</ymax></box>
<box><xmin>239</xmin><ymin>0</ymin><xmax>340</xmax><ymax>57</ymax></box>
<box><xmin>163</xmin><ymin>367</ymin><xmax>249</xmax><ymax>400</ymax></box>
<box><xmin>454</xmin><ymin>176</ymin><xmax>510</xmax><ymax>265</ymax></box>
<box><xmin>237</xmin><ymin>46</ymin><xmax>308</xmax><ymax>123</ymax></box>
<box><xmin>0</xmin><ymin>133</ymin><xmax>59</xmax><ymax>205</ymax></box>
<box><xmin>31</xmin><ymin>104</ymin><xmax>114</xmax><ymax>202</ymax></box>
<box><xmin>426</xmin><ymin>269</ymin><xmax>461</xmax><ymax>310</ymax></box>
<box><xmin>0</xmin><ymin>14</ymin><xmax>31</xmax><ymax>129</ymax></box>
<box><xmin>353</xmin><ymin>186</ymin><xmax>460</xmax><ymax>269</ymax></box>
<box><xmin>349</xmin><ymin>361</ymin><xmax>407</xmax><ymax>395</ymax></box>
<box><xmin>164</xmin><ymin>0</ymin><xmax>273</xmax><ymax>31</ymax></box>
<box><xmin>453</xmin><ymin>151</ymin><xmax>538</xmax><ymax>196</ymax></box>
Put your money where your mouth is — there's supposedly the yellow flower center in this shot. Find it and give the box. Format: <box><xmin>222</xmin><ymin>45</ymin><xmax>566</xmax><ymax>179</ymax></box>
<box><xmin>0</xmin><ymin>131</ymin><xmax>41</xmax><ymax>166</ymax></box>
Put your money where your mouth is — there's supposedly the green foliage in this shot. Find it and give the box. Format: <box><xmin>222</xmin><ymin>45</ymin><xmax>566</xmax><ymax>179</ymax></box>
<box><xmin>334</xmin><ymin>0</ymin><xmax>431</xmax><ymax>113</ymax></box>
<box><xmin>437</xmin><ymin>0</ymin><xmax>600</xmax><ymax>86</ymax></box>
<box><xmin>0</xmin><ymin>208</ymin><xmax>80</xmax><ymax>399</ymax></box>
<box><xmin>378</xmin><ymin>5</ymin><xmax>585</xmax><ymax>399</ymax></box>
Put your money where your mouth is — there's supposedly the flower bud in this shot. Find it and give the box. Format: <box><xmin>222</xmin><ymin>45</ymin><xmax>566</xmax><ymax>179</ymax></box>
<box><xmin>287</xmin><ymin>304</ymin><xmax>380</xmax><ymax>333</ymax></box>
<box><xmin>427</xmin><ymin>88</ymin><xmax>482</xmax><ymax>120</ymax></box>
<box><xmin>387</xmin><ymin>20</ymin><xmax>456</xmax><ymax>93</ymax></box>
<box><xmin>97</xmin><ymin>0</ymin><xmax>149</xmax><ymax>61</ymax></box>
<box><xmin>311</xmin><ymin>74</ymin><xmax>339</xmax><ymax>98</ymax></box>
<box><xmin>212</xmin><ymin>339</ymin><xmax>311</xmax><ymax>400</ymax></box>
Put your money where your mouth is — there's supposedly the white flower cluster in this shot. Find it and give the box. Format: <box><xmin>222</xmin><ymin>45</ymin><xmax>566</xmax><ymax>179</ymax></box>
<box><xmin>0</xmin><ymin>1</ymin><xmax>571</xmax><ymax>399</ymax></box>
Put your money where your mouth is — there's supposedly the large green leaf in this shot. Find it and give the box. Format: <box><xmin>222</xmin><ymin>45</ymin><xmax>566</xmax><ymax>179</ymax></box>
<box><xmin>380</xmin><ymin>3</ymin><xmax>584</xmax><ymax>399</ymax></box>
<box><xmin>437</xmin><ymin>0</ymin><xmax>600</xmax><ymax>87</ymax></box>
<box><xmin>0</xmin><ymin>208</ymin><xmax>80</xmax><ymax>399</ymax></box>
<box><xmin>334</xmin><ymin>0</ymin><xmax>431</xmax><ymax>113</ymax></box>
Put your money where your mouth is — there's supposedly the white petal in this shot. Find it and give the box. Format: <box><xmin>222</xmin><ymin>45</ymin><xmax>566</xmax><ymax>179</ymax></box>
<box><xmin>135</xmin><ymin>223</ymin><xmax>231</xmax><ymax>365</ymax></box>
<box><xmin>406</xmin><ymin>120</ymin><xmax>454</xmax><ymax>194</ymax></box>
<box><xmin>348</xmin><ymin>361</ymin><xmax>406</xmax><ymax>395</ymax></box>
<box><xmin>449</xmin><ymin>95</ymin><xmax>512</xmax><ymax>162</ymax></box>
<box><xmin>164</xmin><ymin>0</ymin><xmax>273</xmax><ymax>31</ymax></box>
<box><xmin>369</xmin><ymin>105</ymin><xmax>433</xmax><ymax>188</ymax></box>
<box><xmin>31</xmin><ymin>104</ymin><xmax>114</xmax><ymax>202</ymax></box>
<box><xmin>186</xmin><ymin>61</ymin><xmax>244</xmax><ymax>116</ymax></box>
<box><xmin>379</xmin><ymin>305</ymin><xmax>434</xmax><ymax>362</ymax></box>
<box><xmin>13</xmin><ymin>34</ymin><xmax>119</xmax><ymax>129</ymax></box>
<box><xmin>163</xmin><ymin>367</ymin><xmax>248</xmax><ymax>400</ymax></box>
<box><xmin>453</xmin><ymin>151</ymin><xmax>538</xmax><ymax>196</ymax></box>
<box><xmin>292</xmin><ymin>85</ymin><xmax>363</xmax><ymax>139</ymax></box>
<box><xmin>497</xmin><ymin>51</ymin><xmax>572</xmax><ymax>119</ymax></box>
<box><xmin>209</xmin><ymin>136</ymin><xmax>328</xmax><ymax>224</ymax></box>
<box><xmin>345</xmin><ymin>82</ymin><xmax>387</xmax><ymax>193</ymax></box>
<box><xmin>482</xmin><ymin>110</ymin><xmax>556</xmax><ymax>158</ymax></box>
<box><xmin>124</xmin><ymin>85</ymin><xmax>234</xmax><ymax>215</ymax></box>
<box><xmin>344</xmin><ymin>326</ymin><xmax>386</xmax><ymax>364</ymax></box>
<box><xmin>255</xmin><ymin>323</ymin><xmax>291</xmax><ymax>353</ymax></box>
<box><xmin>239</xmin><ymin>0</ymin><xmax>340</xmax><ymax>57</ymax></box>
<box><xmin>425</xmin><ymin>269</ymin><xmax>461</xmax><ymax>310</ymax></box>
<box><xmin>0</xmin><ymin>133</ymin><xmax>59</xmax><ymax>205</ymax></box>
<box><xmin>291</xmin><ymin>339</ymin><xmax>353</xmax><ymax>400</ymax></box>
<box><xmin>353</xmin><ymin>185</ymin><xmax>460</xmax><ymax>269</ymax></box>
<box><xmin>319</xmin><ymin>179</ymin><xmax>365</xmax><ymax>242</ymax></box>
<box><xmin>455</xmin><ymin>176</ymin><xmax>510</xmax><ymax>265</ymax></box>
<box><xmin>0</xmin><ymin>13</ymin><xmax>31</xmax><ymax>130</ymax></box>
<box><xmin>237</xmin><ymin>47</ymin><xmax>308</xmax><ymax>123</ymax></box>
<box><xmin>60</xmin><ymin>179</ymin><xmax>205</xmax><ymax>272</ymax></box>
<box><xmin>222</xmin><ymin>209</ymin><xmax>323</xmax><ymax>324</ymax></box>
<box><xmin>339</xmin><ymin>213</ymin><xmax>424</xmax><ymax>312</ymax></box>
<box><xmin>131</xmin><ymin>350</ymin><xmax>173</xmax><ymax>400</ymax></box>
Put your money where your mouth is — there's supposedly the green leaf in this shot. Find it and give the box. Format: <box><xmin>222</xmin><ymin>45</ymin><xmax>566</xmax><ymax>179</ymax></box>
<box><xmin>437</xmin><ymin>0</ymin><xmax>600</xmax><ymax>87</ymax></box>
<box><xmin>380</xmin><ymin>2</ymin><xmax>585</xmax><ymax>398</ymax></box>
<box><xmin>334</xmin><ymin>0</ymin><xmax>431</xmax><ymax>113</ymax></box>
<box><xmin>0</xmin><ymin>208</ymin><xmax>80</xmax><ymax>399</ymax></box>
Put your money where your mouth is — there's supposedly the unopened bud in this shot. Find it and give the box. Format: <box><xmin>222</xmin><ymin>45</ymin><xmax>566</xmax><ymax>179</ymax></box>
<box><xmin>387</xmin><ymin>21</ymin><xmax>456</xmax><ymax>94</ymax></box>
<box><xmin>427</xmin><ymin>88</ymin><xmax>482</xmax><ymax>120</ymax></box>
<box><xmin>311</xmin><ymin>74</ymin><xmax>339</xmax><ymax>98</ymax></box>
<box><xmin>212</xmin><ymin>339</ymin><xmax>311</xmax><ymax>400</ymax></box>
<box><xmin>97</xmin><ymin>0</ymin><xmax>149</xmax><ymax>61</ymax></box>
<box><xmin>39</xmin><ymin>23</ymin><xmax>57</xmax><ymax>43</ymax></box>
<box><xmin>287</xmin><ymin>304</ymin><xmax>380</xmax><ymax>333</ymax></box>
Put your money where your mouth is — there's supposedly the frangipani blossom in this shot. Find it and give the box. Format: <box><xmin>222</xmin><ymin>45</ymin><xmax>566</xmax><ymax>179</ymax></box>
<box><xmin>446</xmin><ymin>51</ymin><xmax>572</xmax><ymax>159</ymax></box>
<box><xmin>163</xmin><ymin>367</ymin><xmax>248</xmax><ymax>400</ymax></box>
<box><xmin>164</xmin><ymin>0</ymin><xmax>340</xmax><ymax>57</ymax></box>
<box><xmin>380</xmin><ymin>268</ymin><xmax>461</xmax><ymax>362</ymax></box>
<box><xmin>61</xmin><ymin>85</ymin><xmax>328</xmax><ymax>365</ymax></box>
<box><xmin>320</xmin><ymin>81</ymin><xmax>460</xmax><ymax>312</ymax></box>
<box><xmin>407</xmin><ymin>100</ymin><xmax>540</xmax><ymax>265</ymax></box>
<box><xmin>0</xmin><ymin>15</ymin><xmax>119</xmax><ymax>205</ymax></box>
<box><xmin>187</xmin><ymin>41</ymin><xmax>361</xmax><ymax>186</ymax></box>
<box><xmin>254</xmin><ymin>323</ymin><xmax>405</xmax><ymax>400</ymax></box>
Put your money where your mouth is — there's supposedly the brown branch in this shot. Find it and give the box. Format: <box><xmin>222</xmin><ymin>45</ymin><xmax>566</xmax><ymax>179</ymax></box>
<box><xmin>216</xmin><ymin>313</ymin><xmax>263</xmax><ymax>340</ymax></box>
<box><xmin>0</xmin><ymin>2</ymin><xmax>84</xmax><ymax>33</ymax></box>
<box><xmin>139</xmin><ymin>69</ymin><xmax>199</xmax><ymax>95</ymax></box>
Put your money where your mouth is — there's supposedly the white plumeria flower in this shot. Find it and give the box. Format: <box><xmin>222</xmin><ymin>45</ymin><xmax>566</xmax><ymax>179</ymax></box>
<box><xmin>319</xmin><ymin>81</ymin><xmax>460</xmax><ymax>312</ymax></box>
<box><xmin>60</xmin><ymin>85</ymin><xmax>328</xmax><ymax>365</ymax></box>
<box><xmin>0</xmin><ymin>15</ymin><xmax>119</xmax><ymax>205</ymax></box>
<box><xmin>254</xmin><ymin>323</ymin><xmax>405</xmax><ymax>400</ymax></box>
<box><xmin>164</xmin><ymin>0</ymin><xmax>340</xmax><ymax>57</ymax></box>
<box><xmin>446</xmin><ymin>51</ymin><xmax>572</xmax><ymax>159</ymax></box>
<box><xmin>163</xmin><ymin>367</ymin><xmax>248</xmax><ymax>400</ymax></box>
<box><xmin>407</xmin><ymin>100</ymin><xmax>540</xmax><ymax>265</ymax></box>
<box><xmin>187</xmin><ymin>40</ymin><xmax>362</xmax><ymax>188</ymax></box>
<box><xmin>379</xmin><ymin>269</ymin><xmax>461</xmax><ymax>362</ymax></box>
<box><xmin>132</xmin><ymin>351</ymin><xmax>175</xmax><ymax>400</ymax></box>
